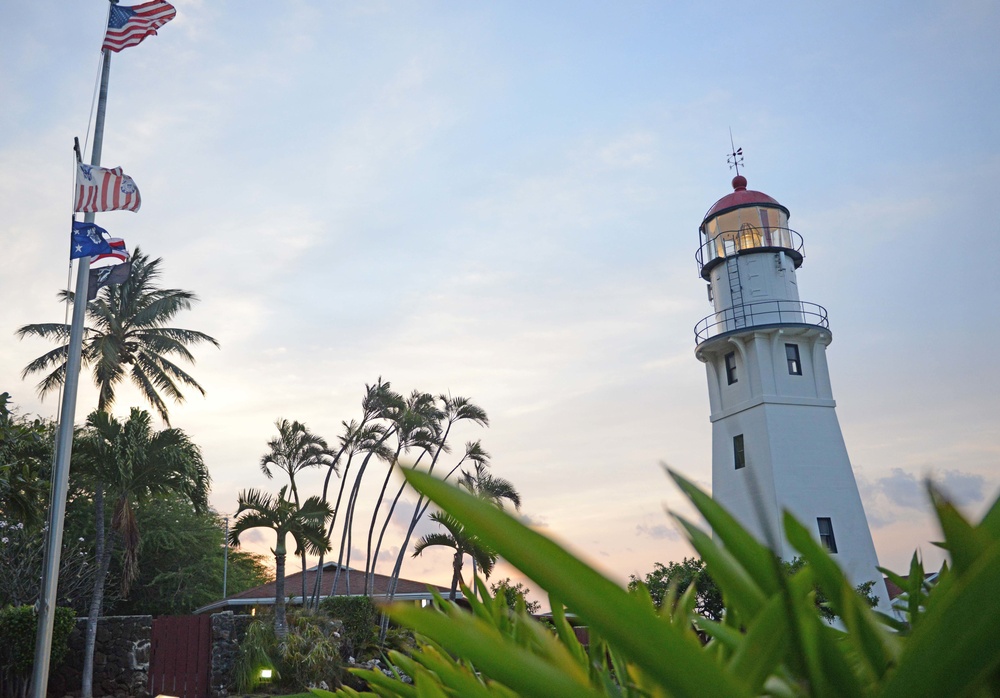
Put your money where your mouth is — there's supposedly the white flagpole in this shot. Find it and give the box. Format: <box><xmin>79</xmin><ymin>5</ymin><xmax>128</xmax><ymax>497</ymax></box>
<box><xmin>30</xmin><ymin>39</ymin><xmax>114</xmax><ymax>698</ymax></box>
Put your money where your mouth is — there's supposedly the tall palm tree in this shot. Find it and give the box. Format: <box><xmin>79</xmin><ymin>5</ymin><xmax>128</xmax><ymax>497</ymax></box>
<box><xmin>16</xmin><ymin>248</ymin><xmax>219</xmax><ymax>425</ymax></box>
<box><xmin>229</xmin><ymin>486</ymin><xmax>333</xmax><ymax>639</ymax></box>
<box><xmin>260</xmin><ymin>419</ymin><xmax>336</xmax><ymax>603</ymax></box>
<box><xmin>365</xmin><ymin>390</ymin><xmax>441</xmax><ymax>595</ymax></box>
<box><xmin>412</xmin><ymin>511</ymin><xmax>498</xmax><ymax>600</ymax></box>
<box><xmin>74</xmin><ymin>408</ymin><xmax>209</xmax><ymax>698</ymax></box>
<box><xmin>384</xmin><ymin>396</ymin><xmax>489</xmax><ymax>606</ymax></box>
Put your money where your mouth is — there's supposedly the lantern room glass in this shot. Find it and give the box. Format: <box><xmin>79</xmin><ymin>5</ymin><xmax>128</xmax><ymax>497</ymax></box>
<box><xmin>702</xmin><ymin>205</ymin><xmax>790</xmax><ymax>260</ymax></box>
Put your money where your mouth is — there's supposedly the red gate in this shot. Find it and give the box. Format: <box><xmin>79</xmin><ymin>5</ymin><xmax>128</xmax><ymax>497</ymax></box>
<box><xmin>148</xmin><ymin>615</ymin><xmax>212</xmax><ymax>698</ymax></box>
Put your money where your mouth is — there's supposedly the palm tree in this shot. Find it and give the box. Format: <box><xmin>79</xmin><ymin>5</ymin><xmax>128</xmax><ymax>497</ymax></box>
<box><xmin>412</xmin><ymin>460</ymin><xmax>521</xmax><ymax>601</ymax></box>
<box><xmin>457</xmin><ymin>462</ymin><xmax>521</xmax><ymax>591</ymax></box>
<box><xmin>228</xmin><ymin>486</ymin><xmax>333</xmax><ymax>639</ymax></box>
<box><xmin>383</xmin><ymin>396</ymin><xmax>489</xmax><ymax>605</ymax></box>
<box><xmin>365</xmin><ymin>390</ymin><xmax>441</xmax><ymax>595</ymax></box>
<box><xmin>16</xmin><ymin>248</ymin><xmax>219</xmax><ymax>425</ymax></box>
<box><xmin>260</xmin><ymin>419</ymin><xmax>336</xmax><ymax>603</ymax></box>
<box><xmin>412</xmin><ymin>512</ymin><xmax>497</xmax><ymax>600</ymax></box>
<box><xmin>74</xmin><ymin>408</ymin><xmax>209</xmax><ymax>698</ymax></box>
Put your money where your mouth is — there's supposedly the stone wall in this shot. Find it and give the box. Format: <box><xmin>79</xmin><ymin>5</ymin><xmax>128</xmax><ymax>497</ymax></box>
<box><xmin>49</xmin><ymin>616</ymin><xmax>152</xmax><ymax>698</ymax></box>
<box><xmin>209</xmin><ymin>612</ymin><xmax>253</xmax><ymax>698</ymax></box>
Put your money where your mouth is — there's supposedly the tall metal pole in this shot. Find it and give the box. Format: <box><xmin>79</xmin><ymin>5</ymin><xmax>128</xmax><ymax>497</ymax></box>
<box><xmin>30</xmin><ymin>45</ymin><xmax>113</xmax><ymax>698</ymax></box>
<box><xmin>223</xmin><ymin>516</ymin><xmax>230</xmax><ymax>598</ymax></box>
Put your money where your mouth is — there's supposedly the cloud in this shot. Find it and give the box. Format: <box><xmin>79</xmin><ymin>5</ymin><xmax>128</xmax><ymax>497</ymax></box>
<box><xmin>636</xmin><ymin>523</ymin><xmax>679</xmax><ymax>541</ymax></box>
<box><xmin>858</xmin><ymin>467</ymin><xmax>989</xmax><ymax>529</ymax></box>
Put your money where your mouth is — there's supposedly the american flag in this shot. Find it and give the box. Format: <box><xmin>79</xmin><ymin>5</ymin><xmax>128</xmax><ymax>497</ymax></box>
<box><xmin>102</xmin><ymin>1</ymin><xmax>177</xmax><ymax>53</ymax></box>
<box><xmin>75</xmin><ymin>161</ymin><xmax>142</xmax><ymax>213</ymax></box>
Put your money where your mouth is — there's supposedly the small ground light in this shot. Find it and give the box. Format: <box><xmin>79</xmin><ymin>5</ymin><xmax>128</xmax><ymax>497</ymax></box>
<box><xmin>260</xmin><ymin>668</ymin><xmax>273</xmax><ymax>680</ymax></box>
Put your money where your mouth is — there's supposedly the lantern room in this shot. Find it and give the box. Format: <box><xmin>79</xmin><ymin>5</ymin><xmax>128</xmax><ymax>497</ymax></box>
<box><xmin>696</xmin><ymin>175</ymin><xmax>803</xmax><ymax>280</ymax></box>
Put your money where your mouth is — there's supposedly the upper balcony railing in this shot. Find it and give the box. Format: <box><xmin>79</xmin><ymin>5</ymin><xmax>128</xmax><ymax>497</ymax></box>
<box><xmin>696</xmin><ymin>226</ymin><xmax>805</xmax><ymax>279</ymax></box>
<box><xmin>694</xmin><ymin>300</ymin><xmax>829</xmax><ymax>345</ymax></box>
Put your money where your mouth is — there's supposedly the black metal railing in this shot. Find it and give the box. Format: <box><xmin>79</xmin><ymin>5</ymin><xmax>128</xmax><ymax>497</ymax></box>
<box><xmin>694</xmin><ymin>300</ymin><xmax>829</xmax><ymax>344</ymax></box>
<box><xmin>696</xmin><ymin>226</ymin><xmax>805</xmax><ymax>277</ymax></box>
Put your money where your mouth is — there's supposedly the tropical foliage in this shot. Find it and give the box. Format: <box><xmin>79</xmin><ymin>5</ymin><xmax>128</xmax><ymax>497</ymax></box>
<box><xmin>319</xmin><ymin>466</ymin><xmax>1000</xmax><ymax>698</ymax></box>
<box><xmin>0</xmin><ymin>605</ymin><xmax>75</xmax><ymax>698</ymax></box>
<box><xmin>74</xmin><ymin>407</ymin><xmax>210</xmax><ymax>698</ymax></box>
<box><xmin>114</xmin><ymin>494</ymin><xmax>270</xmax><ymax>616</ymax></box>
<box><xmin>231</xmin><ymin>611</ymin><xmax>343</xmax><ymax>694</ymax></box>
<box><xmin>490</xmin><ymin>577</ymin><xmax>541</xmax><ymax>615</ymax></box>
<box><xmin>16</xmin><ymin>248</ymin><xmax>219</xmax><ymax>424</ymax></box>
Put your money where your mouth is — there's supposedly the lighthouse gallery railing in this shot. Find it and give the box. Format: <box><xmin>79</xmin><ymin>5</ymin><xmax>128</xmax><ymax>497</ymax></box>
<box><xmin>694</xmin><ymin>300</ymin><xmax>829</xmax><ymax>344</ymax></box>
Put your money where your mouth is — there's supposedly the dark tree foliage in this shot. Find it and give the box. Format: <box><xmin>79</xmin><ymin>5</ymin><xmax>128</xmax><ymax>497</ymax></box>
<box><xmin>629</xmin><ymin>557</ymin><xmax>724</xmax><ymax>621</ymax></box>
<box><xmin>630</xmin><ymin>556</ymin><xmax>880</xmax><ymax>623</ymax></box>
<box><xmin>113</xmin><ymin>495</ymin><xmax>270</xmax><ymax>616</ymax></box>
<box><xmin>490</xmin><ymin>577</ymin><xmax>541</xmax><ymax>614</ymax></box>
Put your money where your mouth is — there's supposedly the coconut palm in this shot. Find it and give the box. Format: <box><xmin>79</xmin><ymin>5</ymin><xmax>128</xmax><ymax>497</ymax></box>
<box><xmin>228</xmin><ymin>486</ymin><xmax>333</xmax><ymax>639</ymax></box>
<box><xmin>74</xmin><ymin>407</ymin><xmax>209</xmax><ymax>698</ymax></box>
<box><xmin>412</xmin><ymin>511</ymin><xmax>498</xmax><ymax>600</ymax></box>
<box><xmin>16</xmin><ymin>248</ymin><xmax>219</xmax><ymax>425</ymax></box>
<box><xmin>260</xmin><ymin>418</ymin><xmax>336</xmax><ymax>602</ymax></box>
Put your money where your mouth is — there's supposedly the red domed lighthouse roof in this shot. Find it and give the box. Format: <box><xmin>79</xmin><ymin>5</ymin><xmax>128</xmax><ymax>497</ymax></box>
<box><xmin>702</xmin><ymin>175</ymin><xmax>789</xmax><ymax>222</ymax></box>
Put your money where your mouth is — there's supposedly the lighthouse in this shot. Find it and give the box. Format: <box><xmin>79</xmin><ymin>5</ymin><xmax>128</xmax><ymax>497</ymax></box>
<box><xmin>693</xmin><ymin>168</ymin><xmax>888</xmax><ymax>607</ymax></box>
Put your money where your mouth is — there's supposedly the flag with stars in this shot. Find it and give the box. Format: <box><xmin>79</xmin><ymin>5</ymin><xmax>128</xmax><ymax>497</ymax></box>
<box><xmin>102</xmin><ymin>1</ymin><xmax>177</xmax><ymax>53</ymax></box>
<box><xmin>70</xmin><ymin>221</ymin><xmax>113</xmax><ymax>259</ymax></box>
<box><xmin>74</xmin><ymin>161</ymin><xmax>141</xmax><ymax>213</ymax></box>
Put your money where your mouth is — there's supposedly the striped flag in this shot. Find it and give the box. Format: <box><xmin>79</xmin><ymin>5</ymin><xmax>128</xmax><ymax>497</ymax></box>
<box><xmin>74</xmin><ymin>161</ymin><xmax>141</xmax><ymax>213</ymax></box>
<box><xmin>92</xmin><ymin>238</ymin><xmax>129</xmax><ymax>266</ymax></box>
<box><xmin>102</xmin><ymin>1</ymin><xmax>177</xmax><ymax>53</ymax></box>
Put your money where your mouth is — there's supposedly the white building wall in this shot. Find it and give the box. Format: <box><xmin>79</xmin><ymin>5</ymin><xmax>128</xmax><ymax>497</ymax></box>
<box><xmin>701</xmin><ymin>324</ymin><xmax>890</xmax><ymax>611</ymax></box>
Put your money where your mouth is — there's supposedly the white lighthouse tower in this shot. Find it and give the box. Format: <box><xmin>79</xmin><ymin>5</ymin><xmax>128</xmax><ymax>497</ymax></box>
<box><xmin>693</xmin><ymin>167</ymin><xmax>888</xmax><ymax>606</ymax></box>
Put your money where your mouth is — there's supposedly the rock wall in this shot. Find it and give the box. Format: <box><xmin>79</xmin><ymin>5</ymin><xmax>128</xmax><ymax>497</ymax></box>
<box><xmin>209</xmin><ymin>612</ymin><xmax>253</xmax><ymax>698</ymax></box>
<box><xmin>48</xmin><ymin>616</ymin><xmax>152</xmax><ymax>698</ymax></box>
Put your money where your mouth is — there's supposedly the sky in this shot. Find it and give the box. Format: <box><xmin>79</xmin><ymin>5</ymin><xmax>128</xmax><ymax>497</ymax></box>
<box><xmin>2</xmin><ymin>1</ymin><xmax>999</xmax><ymax>609</ymax></box>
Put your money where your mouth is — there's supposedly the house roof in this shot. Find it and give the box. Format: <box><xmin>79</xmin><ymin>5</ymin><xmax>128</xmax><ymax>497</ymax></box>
<box><xmin>194</xmin><ymin>562</ymin><xmax>459</xmax><ymax>614</ymax></box>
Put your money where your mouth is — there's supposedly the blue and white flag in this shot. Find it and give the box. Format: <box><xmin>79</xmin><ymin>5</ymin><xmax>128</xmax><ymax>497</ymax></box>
<box><xmin>70</xmin><ymin>221</ymin><xmax>113</xmax><ymax>259</ymax></box>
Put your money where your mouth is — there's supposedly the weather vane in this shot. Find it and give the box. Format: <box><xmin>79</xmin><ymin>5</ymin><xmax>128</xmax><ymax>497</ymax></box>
<box><xmin>727</xmin><ymin>128</ymin><xmax>744</xmax><ymax>176</ymax></box>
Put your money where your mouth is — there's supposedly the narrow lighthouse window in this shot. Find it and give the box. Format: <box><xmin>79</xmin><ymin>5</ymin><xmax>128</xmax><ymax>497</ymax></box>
<box><xmin>733</xmin><ymin>434</ymin><xmax>745</xmax><ymax>469</ymax></box>
<box><xmin>725</xmin><ymin>352</ymin><xmax>738</xmax><ymax>384</ymax></box>
<box><xmin>817</xmin><ymin>517</ymin><xmax>838</xmax><ymax>553</ymax></box>
<box><xmin>785</xmin><ymin>343</ymin><xmax>802</xmax><ymax>375</ymax></box>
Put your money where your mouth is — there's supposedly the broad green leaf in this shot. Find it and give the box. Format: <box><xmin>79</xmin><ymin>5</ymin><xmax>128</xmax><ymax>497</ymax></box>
<box><xmin>727</xmin><ymin>593</ymin><xmax>789</xmax><ymax>693</ymax></box>
<box><xmin>675</xmin><ymin>515</ymin><xmax>768</xmax><ymax>619</ymax></box>
<box><xmin>784</xmin><ymin>513</ymin><xmax>896</xmax><ymax>682</ymax></box>
<box><xmin>929</xmin><ymin>485</ymin><xmax>990</xmax><ymax>576</ymax></box>
<box><xmin>403</xmin><ymin>469</ymin><xmax>753</xmax><ymax>698</ymax></box>
<box><xmin>669</xmin><ymin>469</ymin><xmax>782</xmax><ymax>594</ymax></box>
<box><xmin>881</xmin><ymin>540</ymin><xmax>1000</xmax><ymax>698</ymax></box>
<box><xmin>389</xmin><ymin>603</ymin><xmax>602</xmax><ymax>698</ymax></box>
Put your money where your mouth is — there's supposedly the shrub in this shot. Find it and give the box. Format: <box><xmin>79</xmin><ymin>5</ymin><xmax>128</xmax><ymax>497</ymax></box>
<box><xmin>231</xmin><ymin>611</ymin><xmax>343</xmax><ymax>694</ymax></box>
<box><xmin>0</xmin><ymin>605</ymin><xmax>75</xmax><ymax>698</ymax></box>
<box><xmin>320</xmin><ymin>595</ymin><xmax>378</xmax><ymax>660</ymax></box>
<box><xmin>315</xmin><ymin>467</ymin><xmax>1000</xmax><ymax>697</ymax></box>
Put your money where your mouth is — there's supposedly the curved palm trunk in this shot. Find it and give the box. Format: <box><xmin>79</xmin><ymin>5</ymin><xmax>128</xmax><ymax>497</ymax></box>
<box><xmin>363</xmin><ymin>442</ymin><xmax>405</xmax><ymax>595</ymax></box>
<box><xmin>308</xmin><ymin>442</ymin><xmax>351</xmax><ymax>609</ymax></box>
<box><xmin>383</xmin><ymin>422</ymin><xmax>455</xmax><ymax>606</ymax></box>
<box><xmin>368</xmin><ymin>449</ymin><xmax>430</xmax><ymax>595</ymax></box>
<box><xmin>337</xmin><ymin>428</ymin><xmax>395</xmax><ymax>595</ymax></box>
<box><xmin>327</xmin><ymin>454</ymin><xmax>359</xmax><ymax>599</ymax></box>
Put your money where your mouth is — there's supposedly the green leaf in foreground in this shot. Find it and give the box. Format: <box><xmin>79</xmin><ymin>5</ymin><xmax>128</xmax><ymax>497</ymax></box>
<box><xmin>401</xmin><ymin>468</ymin><xmax>752</xmax><ymax>698</ymax></box>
